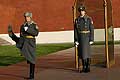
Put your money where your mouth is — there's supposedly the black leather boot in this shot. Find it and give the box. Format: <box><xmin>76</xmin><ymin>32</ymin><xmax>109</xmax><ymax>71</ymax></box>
<box><xmin>81</xmin><ymin>59</ymin><xmax>86</xmax><ymax>72</ymax></box>
<box><xmin>29</xmin><ymin>63</ymin><xmax>35</xmax><ymax>80</ymax></box>
<box><xmin>86</xmin><ymin>58</ymin><xmax>90</xmax><ymax>72</ymax></box>
<box><xmin>83</xmin><ymin>59</ymin><xmax>88</xmax><ymax>73</ymax></box>
<box><xmin>81</xmin><ymin>59</ymin><xmax>90</xmax><ymax>73</ymax></box>
<box><xmin>84</xmin><ymin>58</ymin><xmax>90</xmax><ymax>73</ymax></box>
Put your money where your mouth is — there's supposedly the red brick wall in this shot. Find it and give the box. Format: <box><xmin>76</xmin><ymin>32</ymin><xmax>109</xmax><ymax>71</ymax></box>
<box><xmin>84</xmin><ymin>0</ymin><xmax>105</xmax><ymax>29</ymax></box>
<box><xmin>0</xmin><ymin>4</ymin><xmax>16</xmax><ymax>34</ymax></box>
<box><xmin>112</xmin><ymin>0</ymin><xmax>120</xmax><ymax>28</ymax></box>
<box><xmin>0</xmin><ymin>0</ymin><xmax>74</xmax><ymax>34</ymax></box>
<box><xmin>0</xmin><ymin>0</ymin><xmax>119</xmax><ymax>34</ymax></box>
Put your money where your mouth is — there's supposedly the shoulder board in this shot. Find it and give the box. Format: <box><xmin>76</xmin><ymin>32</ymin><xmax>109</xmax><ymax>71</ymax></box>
<box><xmin>86</xmin><ymin>16</ymin><xmax>93</xmax><ymax>24</ymax></box>
<box><xmin>31</xmin><ymin>22</ymin><xmax>39</xmax><ymax>29</ymax></box>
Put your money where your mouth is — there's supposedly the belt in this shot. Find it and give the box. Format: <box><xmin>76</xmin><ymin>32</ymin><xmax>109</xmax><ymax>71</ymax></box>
<box><xmin>78</xmin><ymin>31</ymin><xmax>90</xmax><ymax>34</ymax></box>
<box><xmin>25</xmin><ymin>36</ymin><xmax>34</xmax><ymax>38</ymax></box>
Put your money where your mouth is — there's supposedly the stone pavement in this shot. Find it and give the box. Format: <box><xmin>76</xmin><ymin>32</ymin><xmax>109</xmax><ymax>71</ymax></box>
<box><xmin>0</xmin><ymin>45</ymin><xmax>120</xmax><ymax>80</ymax></box>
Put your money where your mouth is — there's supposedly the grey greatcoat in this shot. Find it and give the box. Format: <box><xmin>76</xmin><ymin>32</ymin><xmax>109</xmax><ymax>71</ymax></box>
<box><xmin>10</xmin><ymin>21</ymin><xmax>39</xmax><ymax>64</ymax></box>
<box><xmin>74</xmin><ymin>15</ymin><xmax>94</xmax><ymax>59</ymax></box>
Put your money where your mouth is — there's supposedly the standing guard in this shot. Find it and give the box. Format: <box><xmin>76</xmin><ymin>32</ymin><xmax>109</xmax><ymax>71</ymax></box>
<box><xmin>8</xmin><ymin>12</ymin><xmax>39</xmax><ymax>80</ymax></box>
<box><xmin>74</xmin><ymin>5</ymin><xmax>94</xmax><ymax>73</ymax></box>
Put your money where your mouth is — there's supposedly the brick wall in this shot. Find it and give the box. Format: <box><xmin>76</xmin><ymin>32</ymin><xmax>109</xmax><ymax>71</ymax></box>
<box><xmin>112</xmin><ymin>0</ymin><xmax>120</xmax><ymax>27</ymax></box>
<box><xmin>0</xmin><ymin>0</ymin><xmax>120</xmax><ymax>34</ymax></box>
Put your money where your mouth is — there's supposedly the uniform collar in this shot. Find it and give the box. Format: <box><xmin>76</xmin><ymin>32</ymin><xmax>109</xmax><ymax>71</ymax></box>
<box><xmin>79</xmin><ymin>15</ymin><xmax>87</xmax><ymax>18</ymax></box>
<box><xmin>24</xmin><ymin>21</ymin><xmax>34</xmax><ymax>26</ymax></box>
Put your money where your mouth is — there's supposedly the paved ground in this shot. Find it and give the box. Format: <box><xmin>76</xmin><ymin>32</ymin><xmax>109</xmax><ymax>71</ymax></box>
<box><xmin>0</xmin><ymin>45</ymin><xmax>120</xmax><ymax>80</ymax></box>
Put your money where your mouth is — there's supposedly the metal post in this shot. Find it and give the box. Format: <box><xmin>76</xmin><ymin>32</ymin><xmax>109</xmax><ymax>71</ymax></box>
<box><xmin>104</xmin><ymin>0</ymin><xmax>109</xmax><ymax>68</ymax></box>
<box><xmin>73</xmin><ymin>0</ymin><xmax>79</xmax><ymax>69</ymax></box>
<box><xmin>75</xmin><ymin>45</ymin><xmax>79</xmax><ymax>69</ymax></box>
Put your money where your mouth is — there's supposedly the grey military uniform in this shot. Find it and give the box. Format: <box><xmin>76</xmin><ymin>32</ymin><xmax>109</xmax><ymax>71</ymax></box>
<box><xmin>19</xmin><ymin>21</ymin><xmax>39</xmax><ymax>64</ymax></box>
<box><xmin>9</xmin><ymin>21</ymin><xmax>39</xmax><ymax>64</ymax></box>
<box><xmin>74</xmin><ymin>15</ymin><xmax>94</xmax><ymax>59</ymax></box>
<box><xmin>8</xmin><ymin>12</ymin><xmax>38</xmax><ymax>79</ymax></box>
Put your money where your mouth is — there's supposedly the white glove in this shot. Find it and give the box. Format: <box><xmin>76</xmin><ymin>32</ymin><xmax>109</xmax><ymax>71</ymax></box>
<box><xmin>75</xmin><ymin>41</ymin><xmax>79</xmax><ymax>46</ymax></box>
<box><xmin>90</xmin><ymin>41</ymin><xmax>94</xmax><ymax>45</ymax></box>
<box><xmin>24</xmin><ymin>27</ymin><xmax>28</xmax><ymax>31</ymax></box>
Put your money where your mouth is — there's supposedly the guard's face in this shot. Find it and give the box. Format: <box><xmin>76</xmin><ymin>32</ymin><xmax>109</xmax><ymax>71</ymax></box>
<box><xmin>25</xmin><ymin>16</ymin><xmax>31</xmax><ymax>22</ymax></box>
<box><xmin>80</xmin><ymin>10</ymin><xmax>86</xmax><ymax>16</ymax></box>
